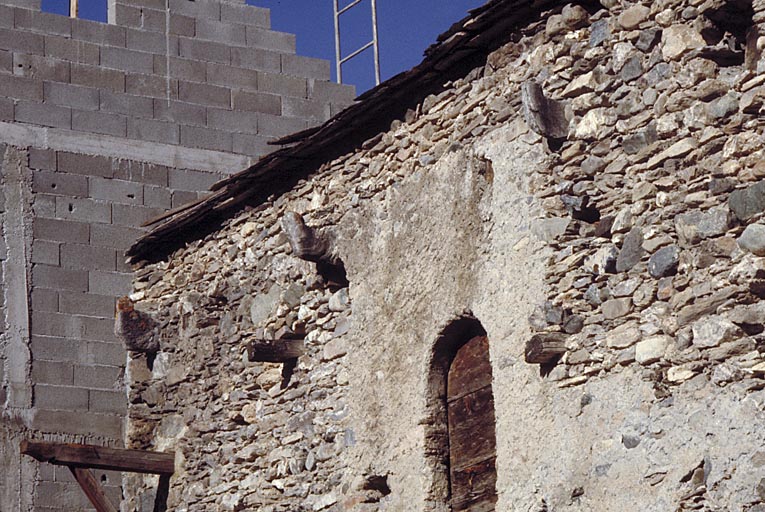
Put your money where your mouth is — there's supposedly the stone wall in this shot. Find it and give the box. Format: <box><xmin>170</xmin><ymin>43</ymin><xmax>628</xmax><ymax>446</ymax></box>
<box><xmin>0</xmin><ymin>0</ymin><xmax>353</xmax><ymax>509</ymax></box>
<box><xmin>126</xmin><ymin>0</ymin><xmax>765</xmax><ymax>510</ymax></box>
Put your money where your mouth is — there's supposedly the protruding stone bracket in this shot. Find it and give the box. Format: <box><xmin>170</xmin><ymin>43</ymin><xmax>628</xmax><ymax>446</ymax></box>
<box><xmin>246</xmin><ymin>339</ymin><xmax>305</xmax><ymax>363</ymax></box>
<box><xmin>281</xmin><ymin>211</ymin><xmax>348</xmax><ymax>287</ymax></box>
<box><xmin>525</xmin><ymin>332</ymin><xmax>568</xmax><ymax>364</ymax></box>
<box><xmin>521</xmin><ymin>81</ymin><xmax>569</xmax><ymax>143</ymax></box>
<box><xmin>115</xmin><ymin>297</ymin><xmax>159</xmax><ymax>353</ymax></box>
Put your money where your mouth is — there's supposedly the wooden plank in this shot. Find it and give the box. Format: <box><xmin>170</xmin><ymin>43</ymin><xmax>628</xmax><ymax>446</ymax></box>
<box><xmin>247</xmin><ymin>339</ymin><xmax>305</xmax><ymax>362</ymax></box>
<box><xmin>450</xmin><ymin>457</ymin><xmax>498</xmax><ymax>512</ymax></box>
<box><xmin>448</xmin><ymin>386</ymin><xmax>496</xmax><ymax>470</ymax></box>
<box><xmin>448</xmin><ymin>335</ymin><xmax>492</xmax><ymax>401</ymax></box>
<box><xmin>525</xmin><ymin>332</ymin><xmax>567</xmax><ymax>364</ymax></box>
<box><xmin>21</xmin><ymin>441</ymin><xmax>174</xmax><ymax>475</ymax></box>
<box><xmin>69</xmin><ymin>467</ymin><xmax>118</xmax><ymax>512</ymax></box>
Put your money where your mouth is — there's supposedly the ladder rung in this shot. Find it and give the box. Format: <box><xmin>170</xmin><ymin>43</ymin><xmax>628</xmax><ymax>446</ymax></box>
<box><xmin>339</xmin><ymin>40</ymin><xmax>374</xmax><ymax>64</ymax></box>
<box><xmin>337</xmin><ymin>0</ymin><xmax>363</xmax><ymax>15</ymax></box>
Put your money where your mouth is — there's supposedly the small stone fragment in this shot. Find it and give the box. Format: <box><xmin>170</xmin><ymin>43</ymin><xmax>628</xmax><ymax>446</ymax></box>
<box><xmin>691</xmin><ymin>316</ymin><xmax>741</xmax><ymax>348</ymax></box>
<box><xmin>616</xmin><ymin>227</ymin><xmax>645</xmax><ymax>272</ymax></box>
<box><xmin>648</xmin><ymin>245</ymin><xmax>680</xmax><ymax>278</ymax></box>
<box><xmin>662</xmin><ymin>24</ymin><xmax>705</xmax><ymax>60</ymax></box>
<box><xmin>590</xmin><ymin>19</ymin><xmax>611</xmax><ymax>47</ymax></box>
<box><xmin>729</xmin><ymin>181</ymin><xmax>765</xmax><ymax>222</ymax></box>
<box><xmin>584</xmin><ymin>245</ymin><xmax>618</xmax><ymax>275</ymax></box>
<box><xmin>602</xmin><ymin>298</ymin><xmax>632</xmax><ymax>319</ymax></box>
<box><xmin>618</xmin><ymin>4</ymin><xmax>650</xmax><ymax>30</ymax></box>
<box><xmin>738</xmin><ymin>224</ymin><xmax>765</xmax><ymax>256</ymax></box>
<box><xmin>635</xmin><ymin>335</ymin><xmax>671</xmax><ymax>364</ymax></box>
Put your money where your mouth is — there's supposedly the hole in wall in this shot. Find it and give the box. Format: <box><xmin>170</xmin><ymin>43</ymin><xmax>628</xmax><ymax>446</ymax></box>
<box><xmin>700</xmin><ymin>0</ymin><xmax>754</xmax><ymax>67</ymax></box>
<box><xmin>50</xmin><ymin>183</ymin><xmax>57</xmax><ymax>189</ymax></box>
<box><xmin>100</xmin><ymin>474</ymin><xmax>108</xmax><ymax>484</ymax></box>
<box><xmin>67</xmin><ymin>203</ymin><xmax>74</xmax><ymax>212</ymax></box>
<box><xmin>146</xmin><ymin>352</ymin><xmax>156</xmax><ymax>372</ymax></box>
<box><xmin>127</xmin><ymin>193</ymin><xmax>135</xmax><ymax>199</ymax></box>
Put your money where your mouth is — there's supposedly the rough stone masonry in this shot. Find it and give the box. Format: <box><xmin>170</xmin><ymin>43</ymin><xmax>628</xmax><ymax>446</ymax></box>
<box><xmin>0</xmin><ymin>0</ymin><xmax>354</xmax><ymax>508</ymax></box>
<box><xmin>111</xmin><ymin>0</ymin><xmax>765</xmax><ymax>510</ymax></box>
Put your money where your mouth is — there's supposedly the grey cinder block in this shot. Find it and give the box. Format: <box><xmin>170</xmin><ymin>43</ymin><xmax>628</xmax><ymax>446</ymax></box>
<box><xmin>178</xmin><ymin>37</ymin><xmax>230</xmax><ymax>64</ymax></box>
<box><xmin>100</xmin><ymin>90</ymin><xmax>154</xmax><ymax>118</ymax></box>
<box><xmin>31</xmin><ymin>240</ymin><xmax>60</xmax><ymax>266</ymax></box>
<box><xmin>31</xmin><ymin>409</ymin><xmax>123</xmax><ymax>438</ymax></box>
<box><xmin>32</xmin><ymin>170</ymin><xmax>89</xmax><ymax>197</ymax></box>
<box><xmin>101</xmin><ymin>46</ymin><xmax>155</xmax><ymax>74</ymax></box>
<box><xmin>71</xmin><ymin>18</ymin><xmax>126</xmax><ymax>47</ymax></box>
<box><xmin>127</xmin><ymin>118</ymin><xmax>180</xmax><ymax>145</ymax></box>
<box><xmin>257</xmin><ymin>71</ymin><xmax>306</xmax><ymax>98</ymax></box>
<box><xmin>71</xmin><ymin>64</ymin><xmax>126</xmax><ymax>93</ymax></box>
<box><xmin>143</xmin><ymin>185</ymin><xmax>172</xmax><ymax>209</ymax></box>
<box><xmin>89</xmin><ymin>176</ymin><xmax>144</xmax><ymax>205</ymax></box>
<box><xmin>59</xmin><ymin>291</ymin><xmax>116</xmax><ymax>318</ymax></box>
<box><xmin>168</xmin><ymin>0</ymin><xmax>220</xmax><ymax>20</ymax></box>
<box><xmin>73</xmin><ymin>110</ymin><xmax>128</xmax><ymax>137</ymax></box>
<box><xmin>0</xmin><ymin>74</ymin><xmax>43</xmax><ymax>101</ymax></box>
<box><xmin>230</xmin><ymin>46</ymin><xmax>281</xmax><ymax>73</ymax></box>
<box><xmin>178</xmin><ymin>81</ymin><xmax>231</xmax><ymax>108</ymax></box>
<box><xmin>15</xmin><ymin>102</ymin><xmax>71</xmax><ymax>129</ymax></box>
<box><xmin>111</xmin><ymin>203</ymin><xmax>163</xmax><ymax>227</ymax></box>
<box><xmin>171</xmin><ymin>189</ymin><xmax>198</xmax><ymax>208</ymax></box>
<box><xmin>154</xmin><ymin>56</ymin><xmax>206</xmax><ymax>82</ymax></box>
<box><xmin>89</xmin><ymin>389</ymin><xmax>126</xmax><ymax>413</ymax></box>
<box><xmin>60</xmin><ymin>243</ymin><xmax>116</xmax><ymax>271</ymax></box>
<box><xmin>169</xmin><ymin>13</ymin><xmax>195</xmax><ymax>37</ymax></box>
<box><xmin>231</xmin><ymin>89</ymin><xmax>281</xmax><ymax>115</ymax></box>
<box><xmin>281</xmin><ymin>96</ymin><xmax>330</xmax><ymax>123</ymax></box>
<box><xmin>220</xmin><ymin>3</ymin><xmax>269</xmax><ymax>28</ymax></box>
<box><xmin>206</xmin><ymin>108</ymin><xmax>258</xmax><ymax>134</ymax></box>
<box><xmin>31</xmin><ymin>360</ymin><xmax>74</xmax><ymax>385</ymax></box>
<box><xmin>0</xmin><ymin>97</ymin><xmax>12</xmax><ymax>121</ymax></box>
<box><xmin>205</xmin><ymin>62</ymin><xmax>258</xmax><ymax>91</ymax></box>
<box><xmin>28</xmin><ymin>148</ymin><xmax>56</xmax><ymax>170</ymax></box>
<box><xmin>32</xmin><ymin>264</ymin><xmax>89</xmax><ymax>292</ymax></box>
<box><xmin>35</xmin><ymin>384</ymin><xmax>88</xmax><ymax>410</ymax></box>
<box><xmin>179</xmin><ymin>124</ymin><xmax>233</xmax><ymax>152</ymax></box>
<box><xmin>0</xmin><ymin>27</ymin><xmax>44</xmax><ymax>54</ymax></box>
<box><xmin>31</xmin><ymin>334</ymin><xmax>83</xmax><ymax>363</ymax></box>
<box><xmin>89</xmin><ymin>223</ymin><xmax>144</xmax><ymax>250</ymax></box>
<box><xmin>195</xmin><ymin>18</ymin><xmax>245</xmax><ymax>46</ymax></box>
<box><xmin>257</xmin><ymin>112</ymin><xmax>307</xmax><ymax>138</ymax></box>
<box><xmin>126</xmin><ymin>28</ymin><xmax>176</xmax><ymax>55</ymax></box>
<box><xmin>13</xmin><ymin>53</ymin><xmax>71</xmax><ymax>82</ymax></box>
<box><xmin>44</xmin><ymin>35</ymin><xmax>100</xmax><ymax>65</ymax></box>
<box><xmin>57</xmin><ymin>152</ymin><xmax>113</xmax><ymax>178</ymax></box>
<box><xmin>44</xmin><ymin>82</ymin><xmax>99</xmax><ymax>111</ymax></box>
<box><xmin>13</xmin><ymin>8</ymin><xmax>72</xmax><ymax>37</ymax></box>
<box><xmin>167</xmin><ymin>168</ymin><xmax>220</xmax><ymax>191</ymax></box>
<box><xmin>126</xmin><ymin>73</ymin><xmax>179</xmax><ymax>99</ymax></box>
<box><xmin>54</xmin><ymin>196</ymin><xmax>112</xmax><ymax>223</ymax></box>
<box><xmin>74</xmin><ymin>364</ymin><xmax>123</xmax><ymax>389</ymax></box>
<box><xmin>0</xmin><ymin>48</ymin><xmax>10</xmax><ymax>73</ymax></box>
<box><xmin>113</xmin><ymin>160</ymin><xmax>169</xmax><ymax>187</ymax></box>
<box><xmin>232</xmin><ymin>133</ymin><xmax>273</xmax><ymax>158</ymax></box>
<box><xmin>282</xmin><ymin>54</ymin><xmax>331</xmax><ymax>81</ymax></box>
<box><xmin>31</xmin><ymin>287</ymin><xmax>59</xmax><ymax>312</ymax></box>
<box><xmin>309</xmin><ymin>78</ymin><xmax>356</xmax><ymax>104</ymax></box>
<box><xmin>245</xmin><ymin>26</ymin><xmax>295</xmax><ymax>53</ymax></box>
<box><xmin>153</xmin><ymin>99</ymin><xmax>206</xmax><ymax>126</ymax></box>
<box><xmin>33</xmin><ymin>218</ymin><xmax>90</xmax><ymax>244</ymax></box>
<box><xmin>87</xmin><ymin>340</ymin><xmax>125</xmax><ymax>366</ymax></box>
<box><xmin>88</xmin><ymin>269</ymin><xmax>133</xmax><ymax>296</ymax></box>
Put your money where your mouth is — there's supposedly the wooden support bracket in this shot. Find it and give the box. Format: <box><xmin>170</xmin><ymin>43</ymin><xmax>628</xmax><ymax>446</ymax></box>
<box><xmin>247</xmin><ymin>338</ymin><xmax>305</xmax><ymax>362</ymax></box>
<box><xmin>525</xmin><ymin>332</ymin><xmax>568</xmax><ymax>364</ymax></box>
<box><xmin>21</xmin><ymin>440</ymin><xmax>175</xmax><ymax>512</ymax></box>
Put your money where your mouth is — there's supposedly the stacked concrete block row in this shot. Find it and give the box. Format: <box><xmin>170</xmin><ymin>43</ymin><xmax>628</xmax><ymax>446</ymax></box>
<box><xmin>0</xmin><ymin>0</ymin><xmax>354</xmax><ymax>509</ymax></box>
<box><xmin>0</xmin><ymin>0</ymin><xmax>355</xmax><ymax>157</ymax></box>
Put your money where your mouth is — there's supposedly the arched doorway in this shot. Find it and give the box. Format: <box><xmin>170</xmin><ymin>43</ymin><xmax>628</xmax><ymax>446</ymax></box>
<box><xmin>426</xmin><ymin>317</ymin><xmax>497</xmax><ymax>511</ymax></box>
<box><xmin>447</xmin><ymin>334</ymin><xmax>497</xmax><ymax>511</ymax></box>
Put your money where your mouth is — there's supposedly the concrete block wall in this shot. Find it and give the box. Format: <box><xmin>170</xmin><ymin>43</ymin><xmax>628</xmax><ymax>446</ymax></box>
<box><xmin>0</xmin><ymin>0</ymin><xmax>355</xmax><ymax>509</ymax></box>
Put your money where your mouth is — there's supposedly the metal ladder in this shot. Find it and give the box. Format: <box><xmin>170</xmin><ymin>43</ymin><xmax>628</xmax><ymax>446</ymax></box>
<box><xmin>333</xmin><ymin>0</ymin><xmax>381</xmax><ymax>86</ymax></box>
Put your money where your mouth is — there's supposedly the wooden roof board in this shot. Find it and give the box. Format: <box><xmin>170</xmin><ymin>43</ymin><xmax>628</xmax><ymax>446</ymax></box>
<box><xmin>126</xmin><ymin>0</ymin><xmax>562</xmax><ymax>264</ymax></box>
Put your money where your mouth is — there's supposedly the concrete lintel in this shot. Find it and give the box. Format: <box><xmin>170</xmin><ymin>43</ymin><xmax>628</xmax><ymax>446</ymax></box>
<box><xmin>0</xmin><ymin>121</ymin><xmax>254</xmax><ymax>174</ymax></box>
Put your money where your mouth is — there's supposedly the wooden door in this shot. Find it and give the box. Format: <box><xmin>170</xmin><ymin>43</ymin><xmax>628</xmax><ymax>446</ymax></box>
<box><xmin>447</xmin><ymin>335</ymin><xmax>497</xmax><ymax>511</ymax></box>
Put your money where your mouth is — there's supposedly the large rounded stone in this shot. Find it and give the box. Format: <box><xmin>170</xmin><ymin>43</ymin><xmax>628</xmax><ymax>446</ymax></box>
<box><xmin>648</xmin><ymin>245</ymin><xmax>680</xmax><ymax>278</ymax></box>
<box><xmin>738</xmin><ymin>224</ymin><xmax>765</xmax><ymax>256</ymax></box>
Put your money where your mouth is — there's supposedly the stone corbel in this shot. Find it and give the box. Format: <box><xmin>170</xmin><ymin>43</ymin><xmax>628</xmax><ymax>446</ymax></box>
<box><xmin>115</xmin><ymin>297</ymin><xmax>160</xmax><ymax>353</ymax></box>
<box><xmin>281</xmin><ymin>212</ymin><xmax>348</xmax><ymax>286</ymax></box>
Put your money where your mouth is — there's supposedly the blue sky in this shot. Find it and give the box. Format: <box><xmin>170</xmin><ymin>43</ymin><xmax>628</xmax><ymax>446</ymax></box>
<box><xmin>41</xmin><ymin>0</ymin><xmax>485</xmax><ymax>94</ymax></box>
